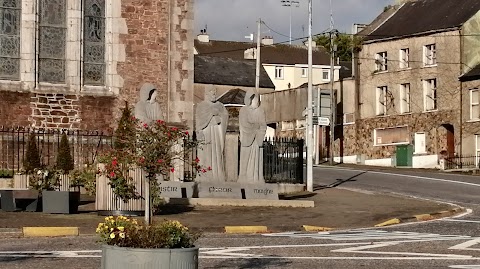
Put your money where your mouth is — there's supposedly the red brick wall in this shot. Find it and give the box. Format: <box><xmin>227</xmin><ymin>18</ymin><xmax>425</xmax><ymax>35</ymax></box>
<box><xmin>79</xmin><ymin>96</ymin><xmax>116</xmax><ymax>132</ymax></box>
<box><xmin>0</xmin><ymin>91</ymin><xmax>31</xmax><ymax>127</ymax></box>
<box><xmin>117</xmin><ymin>0</ymin><xmax>169</xmax><ymax>108</ymax></box>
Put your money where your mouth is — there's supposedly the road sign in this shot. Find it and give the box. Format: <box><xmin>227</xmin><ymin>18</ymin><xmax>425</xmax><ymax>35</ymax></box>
<box><xmin>312</xmin><ymin>117</ymin><xmax>330</xmax><ymax>126</ymax></box>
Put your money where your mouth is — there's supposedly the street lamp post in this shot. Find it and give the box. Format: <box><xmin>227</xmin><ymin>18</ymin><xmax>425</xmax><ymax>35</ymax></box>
<box><xmin>281</xmin><ymin>0</ymin><xmax>300</xmax><ymax>44</ymax></box>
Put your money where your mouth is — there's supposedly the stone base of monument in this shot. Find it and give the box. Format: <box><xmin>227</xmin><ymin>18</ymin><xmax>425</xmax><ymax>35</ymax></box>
<box><xmin>196</xmin><ymin>182</ymin><xmax>279</xmax><ymax>200</ymax></box>
<box><xmin>157</xmin><ymin>181</ymin><xmax>196</xmax><ymax>198</ymax></box>
<box><xmin>163</xmin><ymin>197</ymin><xmax>314</xmax><ymax>208</ymax></box>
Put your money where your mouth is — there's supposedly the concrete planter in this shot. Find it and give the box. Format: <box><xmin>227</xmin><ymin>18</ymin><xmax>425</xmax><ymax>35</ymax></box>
<box><xmin>101</xmin><ymin>245</ymin><xmax>199</xmax><ymax>269</ymax></box>
<box><xmin>0</xmin><ymin>189</ymin><xmax>40</xmax><ymax>212</ymax></box>
<box><xmin>42</xmin><ymin>191</ymin><xmax>80</xmax><ymax>214</ymax></box>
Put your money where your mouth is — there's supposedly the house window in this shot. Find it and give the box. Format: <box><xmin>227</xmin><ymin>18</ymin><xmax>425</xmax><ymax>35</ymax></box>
<box><xmin>374</xmin><ymin>126</ymin><xmax>409</xmax><ymax>146</ymax></box>
<box><xmin>399</xmin><ymin>48</ymin><xmax>409</xmax><ymax>69</ymax></box>
<box><xmin>322</xmin><ymin>70</ymin><xmax>329</xmax><ymax>81</ymax></box>
<box><xmin>275</xmin><ymin>66</ymin><xmax>284</xmax><ymax>79</ymax></box>
<box><xmin>376</xmin><ymin>86</ymin><xmax>388</xmax><ymax>116</ymax></box>
<box><xmin>424</xmin><ymin>44</ymin><xmax>436</xmax><ymax>66</ymax></box>
<box><xmin>374</xmin><ymin>51</ymin><xmax>387</xmax><ymax>72</ymax></box>
<box><xmin>83</xmin><ymin>0</ymin><xmax>106</xmax><ymax>85</ymax></box>
<box><xmin>400</xmin><ymin>83</ymin><xmax>411</xmax><ymax>113</ymax></box>
<box><xmin>471</xmin><ymin>89</ymin><xmax>480</xmax><ymax>120</ymax></box>
<box><xmin>476</xmin><ymin>135</ymin><xmax>480</xmax><ymax>167</ymax></box>
<box><xmin>38</xmin><ymin>0</ymin><xmax>67</xmax><ymax>83</ymax></box>
<box><xmin>423</xmin><ymin>78</ymin><xmax>437</xmax><ymax>111</ymax></box>
<box><xmin>0</xmin><ymin>0</ymin><xmax>21</xmax><ymax>80</ymax></box>
<box><xmin>343</xmin><ymin>113</ymin><xmax>355</xmax><ymax>124</ymax></box>
<box><xmin>301</xmin><ymin>67</ymin><xmax>307</xmax><ymax>78</ymax></box>
<box><xmin>414</xmin><ymin>132</ymin><xmax>426</xmax><ymax>154</ymax></box>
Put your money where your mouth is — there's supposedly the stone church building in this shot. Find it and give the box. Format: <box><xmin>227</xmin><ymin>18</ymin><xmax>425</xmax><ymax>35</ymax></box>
<box><xmin>0</xmin><ymin>0</ymin><xmax>194</xmax><ymax>131</ymax></box>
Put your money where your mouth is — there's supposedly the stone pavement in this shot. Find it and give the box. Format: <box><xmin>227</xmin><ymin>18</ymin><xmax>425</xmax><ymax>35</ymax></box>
<box><xmin>0</xmin><ymin>187</ymin><xmax>459</xmax><ymax>235</ymax></box>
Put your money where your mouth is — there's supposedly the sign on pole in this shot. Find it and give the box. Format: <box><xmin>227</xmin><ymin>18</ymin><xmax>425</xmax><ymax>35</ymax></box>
<box><xmin>318</xmin><ymin>117</ymin><xmax>330</xmax><ymax>126</ymax></box>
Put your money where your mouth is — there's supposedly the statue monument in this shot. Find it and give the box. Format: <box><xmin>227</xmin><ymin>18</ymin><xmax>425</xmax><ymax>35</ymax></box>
<box><xmin>238</xmin><ymin>89</ymin><xmax>267</xmax><ymax>183</ymax></box>
<box><xmin>134</xmin><ymin>83</ymin><xmax>163</xmax><ymax>124</ymax></box>
<box><xmin>195</xmin><ymin>87</ymin><xmax>229</xmax><ymax>182</ymax></box>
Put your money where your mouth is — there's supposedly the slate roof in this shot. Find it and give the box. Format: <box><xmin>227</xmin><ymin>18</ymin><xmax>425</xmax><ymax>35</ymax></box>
<box><xmin>194</xmin><ymin>55</ymin><xmax>275</xmax><ymax>89</ymax></box>
<box><xmin>217</xmin><ymin>88</ymin><xmax>246</xmax><ymax>105</ymax></box>
<box><xmin>460</xmin><ymin>64</ymin><xmax>480</xmax><ymax>82</ymax></box>
<box><xmin>365</xmin><ymin>0</ymin><xmax>480</xmax><ymax>43</ymax></box>
<box><xmin>194</xmin><ymin>39</ymin><xmax>331</xmax><ymax>65</ymax></box>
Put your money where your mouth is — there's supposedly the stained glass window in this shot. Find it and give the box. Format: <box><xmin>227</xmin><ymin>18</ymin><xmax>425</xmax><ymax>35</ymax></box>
<box><xmin>0</xmin><ymin>0</ymin><xmax>20</xmax><ymax>80</ymax></box>
<box><xmin>38</xmin><ymin>0</ymin><xmax>66</xmax><ymax>83</ymax></box>
<box><xmin>83</xmin><ymin>0</ymin><xmax>105</xmax><ymax>85</ymax></box>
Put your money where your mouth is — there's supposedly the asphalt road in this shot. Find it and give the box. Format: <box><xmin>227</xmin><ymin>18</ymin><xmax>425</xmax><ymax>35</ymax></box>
<box><xmin>2</xmin><ymin>166</ymin><xmax>480</xmax><ymax>269</ymax></box>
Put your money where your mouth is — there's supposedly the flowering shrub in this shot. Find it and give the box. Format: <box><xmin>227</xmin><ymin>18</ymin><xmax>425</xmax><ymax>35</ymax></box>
<box><xmin>69</xmin><ymin>164</ymin><xmax>99</xmax><ymax>196</ymax></box>
<box><xmin>28</xmin><ymin>167</ymin><xmax>61</xmax><ymax>191</ymax></box>
<box><xmin>96</xmin><ymin>216</ymin><xmax>198</xmax><ymax>249</ymax></box>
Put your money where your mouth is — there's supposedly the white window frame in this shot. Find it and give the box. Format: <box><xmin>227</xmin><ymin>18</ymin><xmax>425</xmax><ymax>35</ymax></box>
<box><xmin>376</xmin><ymin>86</ymin><xmax>388</xmax><ymax>116</ymax></box>
<box><xmin>399</xmin><ymin>48</ymin><xmax>409</xmax><ymax>69</ymax></box>
<box><xmin>322</xmin><ymin>69</ymin><xmax>330</xmax><ymax>81</ymax></box>
<box><xmin>374</xmin><ymin>51</ymin><xmax>388</xmax><ymax>72</ymax></box>
<box><xmin>343</xmin><ymin>113</ymin><xmax>355</xmax><ymax>125</ymax></box>
<box><xmin>423</xmin><ymin>78</ymin><xmax>437</xmax><ymax>111</ymax></box>
<box><xmin>275</xmin><ymin>66</ymin><xmax>284</xmax><ymax>79</ymax></box>
<box><xmin>400</xmin><ymin>83</ymin><xmax>411</xmax><ymax>114</ymax></box>
<box><xmin>471</xmin><ymin>89</ymin><xmax>480</xmax><ymax>120</ymax></box>
<box><xmin>301</xmin><ymin>67</ymin><xmax>307</xmax><ymax>78</ymax></box>
<box><xmin>423</xmin><ymin>44</ymin><xmax>437</xmax><ymax>66</ymax></box>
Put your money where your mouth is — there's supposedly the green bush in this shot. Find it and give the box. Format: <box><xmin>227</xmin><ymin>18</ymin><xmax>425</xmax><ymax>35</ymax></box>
<box><xmin>23</xmin><ymin>133</ymin><xmax>42</xmax><ymax>173</ymax></box>
<box><xmin>0</xmin><ymin>169</ymin><xmax>13</xmax><ymax>178</ymax></box>
<box><xmin>56</xmin><ymin>133</ymin><xmax>74</xmax><ymax>173</ymax></box>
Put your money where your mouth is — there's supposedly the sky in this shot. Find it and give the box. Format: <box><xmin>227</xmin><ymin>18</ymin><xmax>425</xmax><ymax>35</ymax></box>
<box><xmin>194</xmin><ymin>0</ymin><xmax>393</xmax><ymax>43</ymax></box>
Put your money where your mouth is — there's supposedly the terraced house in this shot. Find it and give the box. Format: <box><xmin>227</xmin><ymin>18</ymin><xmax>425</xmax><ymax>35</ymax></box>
<box><xmin>0</xmin><ymin>0</ymin><xmax>194</xmax><ymax>131</ymax></box>
<box><xmin>353</xmin><ymin>0</ymin><xmax>480</xmax><ymax>168</ymax></box>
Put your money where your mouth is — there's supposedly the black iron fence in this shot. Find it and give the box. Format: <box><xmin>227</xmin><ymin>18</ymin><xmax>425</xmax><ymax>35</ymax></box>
<box><xmin>263</xmin><ymin>137</ymin><xmax>304</xmax><ymax>184</ymax></box>
<box><xmin>0</xmin><ymin>127</ymin><xmax>113</xmax><ymax>172</ymax></box>
<box><xmin>444</xmin><ymin>155</ymin><xmax>479</xmax><ymax>170</ymax></box>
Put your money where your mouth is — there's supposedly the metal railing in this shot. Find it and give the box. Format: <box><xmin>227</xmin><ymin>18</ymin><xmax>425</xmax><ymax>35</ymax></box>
<box><xmin>0</xmin><ymin>127</ymin><xmax>113</xmax><ymax>172</ymax></box>
<box><xmin>444</xmin><ymin>155</ymin><xmax>479</xmax><ymax>170</ymax></box>
<box><xmin>263</xmin><ymin>137</ymin><xmax>304</xmax><ymax>184</ymax></box>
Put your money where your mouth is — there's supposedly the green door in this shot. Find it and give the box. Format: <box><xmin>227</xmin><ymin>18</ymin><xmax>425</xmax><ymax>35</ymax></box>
<box><xmin>396</xmin><ymin>145</ymin><xmax>413</xmax><ymax>167</ymax></box>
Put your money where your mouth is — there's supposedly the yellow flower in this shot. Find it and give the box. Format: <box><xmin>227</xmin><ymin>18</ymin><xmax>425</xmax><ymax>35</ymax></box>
<box><xmin>95</xmin><ymin>228</ymin><xmax>100</xmax><ymax>233</ymax></box>
<box><xmin>110</xmin><ymin>228</ymin><xmax>114</xmax><ymax>232</ymax></box>
<box><xmin>119</xmin><ymin>232</ymin><xmax>125</xmax><ymax>239</ymax></box>
<box><xmin>118</xmin><ymin>226</ymin><xmax>124</xmax><ymax>232</ymax></box>
<box><xmin>110</xmin><ymin>233</ymin><xmax>115</xmax><ymax>239</ymax></box>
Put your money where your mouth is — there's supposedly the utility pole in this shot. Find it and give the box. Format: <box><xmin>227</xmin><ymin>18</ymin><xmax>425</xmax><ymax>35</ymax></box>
<box><xmin>255</xmin><ymin>18</ymin><xmax>261</xmax><ymax>92</ymax></box>
<box><xmin>306</xmin><ymin>0</ymin><xmax>313</xmax><ymax>192</ymax></box>
<box><xmin>329</xmin><ymin>30</ymin><xmax>336</xmax><ymax>165</ymax></box>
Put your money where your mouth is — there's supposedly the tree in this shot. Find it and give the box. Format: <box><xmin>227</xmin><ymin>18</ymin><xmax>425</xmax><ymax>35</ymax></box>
<box><xmin>114</xmin><ymin>102</ymin><xmax>136</xmax><ymax>151</ymax></box>
<box><xmin>56</xmin><ymin>132</ymin><xmax>74</xmax><ymax>173</ymax></box>
<box><xmin>23</xmin><ymin>133</ymin><xmax>41</xmax><ymax>173</ymax></box>
<box><xmin>315</xmin><ymin>33</ymin><xmax>363</xmax><ymax>62</ymax></box>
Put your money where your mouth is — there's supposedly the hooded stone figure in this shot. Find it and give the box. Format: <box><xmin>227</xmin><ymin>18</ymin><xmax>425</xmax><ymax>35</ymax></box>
<box><xmin>134</xmin><ymin>83</ymin><xmax>163</xmax><ymax>124</ymax></box>
<box><xmin>195</xmin><ymin>87</ymin><xmax>229</xmax><ymax>182</ymax></box>
<box><xmin>238</xmin><ymin>89</ymin><xmax>267</xmax><ymax>183</ymax></box>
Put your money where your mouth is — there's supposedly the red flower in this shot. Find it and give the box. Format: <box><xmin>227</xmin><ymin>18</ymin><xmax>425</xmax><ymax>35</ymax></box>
<box><xmin>170</xmin><ymin>167</ymin><xmax>175</xmax><ymax>173</ymax></box>
<box><xmin>185</xmin><ymin>131</ymin><xmax>189</xmax><ymax>135</ymax></box>
<box><xmin>195</xmin><ymin>157</ymin><xmax>200</xmax><ymax>163</ymax></box>
<box><xmin>109</xmin><ymin>171</ymin><xmax>116</xmax><ymax>178</ymax></box>
<box><xmin>112</xmin><ymin>159</ymin><xmax>118</xmax><ymax>167</ymax></box>
<box><xmin>139</xmin><ymin>157</ymin><xmax>145</xmax><ymax>163</ymax></box>
<box><xmin>157</xmin><ymin>159</ymin><xmax>163</xmax><ymax>163</ymax></box>
<box><xmin>143</xmin><ymin>123</ymin><xmax>148</xmax><ymax>128</ymax></box>
<box><xmin>131</xmin><ymin>116</ymin><xmax>136</xmax><ymax>120</ymax></box>
<box><xmin>201</xmin><ymin>169</ymin><xmax>206</xmax><ymax>173</ymax></box>
<box><xmin>171</xmin><ymin>127</ymin><xmax>178</xmax><ymax>131</ymax></box>
<box><xmin>207</xmin><ymin>166</ymin><xmax>212</xmax><ymax>171</ymax></box>
<box><xmin>157</xmin><ymin>120</ymin><xmax>164</xmax><ymax>125</ymax></box>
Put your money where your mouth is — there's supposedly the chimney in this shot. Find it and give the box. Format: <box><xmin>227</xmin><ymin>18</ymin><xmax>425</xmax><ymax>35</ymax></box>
<box><xmin>303</xmin><ymin>40</ymin><xmax>316</xmax><ymax>48</ymax></box>
<box><xmin>244</xmin><ymin>48</ymin><xmax>257</xmax><ymax>60</ymax></box>
<box><xmin>261</xmin><ymin>36</ymin><xmax>274</xmax><ymax>45</ymax></box>
<box><xmin>197</xmin><ymin>29</ymin><xmax>209</xmax><ymax>43</ymax></box>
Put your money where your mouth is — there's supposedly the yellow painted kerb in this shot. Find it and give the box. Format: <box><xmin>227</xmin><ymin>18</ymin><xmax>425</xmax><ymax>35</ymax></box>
<box><xmin>302</xmin><ymin>225</ymin><xmax>333</xmax><ymax>232</ymax></box>
<box><xmin>415</xmin><ymin>214</ymin><xmax>434</xmax><ymax>221</ymax></box>
<box><xmin>224</xmin><ymin>226</ymin><xmax>268</xmax><ymax>234</ymax></box>
<box><xmin>374</xmin><ymin>218</ymin><xmax>401</xmax><ymax>227</ymax></box>
<box><xmin>23</xmin><ymin>227</ymin><xmax>79</xmax><ymax>237</ymax></box>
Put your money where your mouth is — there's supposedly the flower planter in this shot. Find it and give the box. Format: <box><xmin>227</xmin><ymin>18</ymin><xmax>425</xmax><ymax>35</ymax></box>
<box><xmin>101</xmin><ymin>245</ymin><xmax>199</xmax><ymax>269</ymax></box>
<box><xmin>0</xmin><ymin>189</ymin><xmax>40</xmax><ymax>212</ymax></box>
<box><xmin>42</xmin><ymin>191</ymin><xmax>80</xmax><ymax>214</ymax></box>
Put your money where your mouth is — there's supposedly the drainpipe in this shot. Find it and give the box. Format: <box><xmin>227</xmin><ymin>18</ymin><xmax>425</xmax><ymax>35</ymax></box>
<box><xmin>459</xmin><ymin>29</ymin><xmax>463</xmax><ymax>159</ymax></box>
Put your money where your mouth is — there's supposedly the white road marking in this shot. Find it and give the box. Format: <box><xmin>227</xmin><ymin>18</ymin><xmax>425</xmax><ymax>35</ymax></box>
<box><xmin>444</xmin><ymin>219</ymin><xmax>480</xmax><ymax>224</ymax></box>
<box><xmin>450</xmin><ymin>266</ymin><xmax>480</xmax><ymax>269</ymax></box>
<box><xmin>315</xmin><ymin>166</ymin><xmax>480</xmax><ymax>187</ymax></box>
<box><xmin>450</xmin><ymin>238</ymin><xmax>480</xmax><ymax>251</ymax></box>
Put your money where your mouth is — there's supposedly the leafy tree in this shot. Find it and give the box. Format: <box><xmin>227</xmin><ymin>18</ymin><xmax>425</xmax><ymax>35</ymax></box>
<box><xmin>315</xmin><ymin>33</ymin><xmax>363</xmax><ymax>62</ymax></box>
<box><xmin>114</xmin><ymin>102</ymin><xmax>136</xmax><ymax>151</ymax></box>
<box><xmin>23</xmin><ymin>133</ymin><xmax>42</xmax><ymax>173</ymax></box>
<box><xmin>56</xmin><ymin>132</ymin><xmax>74</xmax><ymax>173</ymax></box>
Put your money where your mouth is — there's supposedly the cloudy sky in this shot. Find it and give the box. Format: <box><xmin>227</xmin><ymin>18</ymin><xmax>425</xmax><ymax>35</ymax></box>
<box><xmin>195</xmin><ymin>0</ymin><xmax>393</xmax><ymax>43</ymax></box>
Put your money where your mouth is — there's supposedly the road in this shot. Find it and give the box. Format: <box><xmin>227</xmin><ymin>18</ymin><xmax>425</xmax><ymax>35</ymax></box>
<box><xmin>2</xmin><ymin>166</ymin><xmax>480</xmax><ymax>269</ymax></box>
